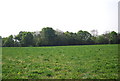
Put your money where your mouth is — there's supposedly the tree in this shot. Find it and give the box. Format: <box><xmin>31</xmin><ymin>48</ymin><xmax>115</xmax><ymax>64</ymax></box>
<box><xmin>103</xmin><ymin>31</ymin><xmax>111</xmax><ymax>44</ymax></box>
<box><xmin>91</xmin><ymin>29</ymin><xmax>98</xmax><ymax>37</ymax></box>
<box><xmin>64</xmin><ymin>31</ymin><xmax>78</xmax><ymax>45</ymax></box>
<box><xmin>14</xmin><ymin>40</ymin><xmax>21</xmax><ymax>47</ymax></box>
<box><xmin>118</xmin><ymin>33</ymin><xmax>120</xmax><ymax>44</ymax></box>
<box><xmin>3</xmin><ymin>35</ymin><xmax>14</xmax><ymax>47</ymax></box>
<box><xmin>55</xmin><ymin>30</ymin><xmax>68</xmax><ymax>45</ymax></box>
<box><xmin>102</xmin><ymin>31</ymin><xmax>118</xmax><ymax>44</ymax></box>
<box><xmin>90</xmin><ymin>30</ymin><xmax>98</xmax><ymax>44</ymax></box>
<box><xmin>15</xmin><ymin>31</ymin><xmax>33</xmax><ymax>47</ymax></box>
<box><xmin>109</xmin><ymin>31</ymin><xmax>118</xmax><ymax>44</ymax></box>
<box><xmin>14</xmin><ymin>31</ymin><xmax>24</xmax><ymax>42</ymax></box>
<box><xmin>33</xmin><ymin>33</ymin><xmax>42</xmax><ymax>46</ymax></box>
<box><xmin>41</xmin><ymin>27</ymin><xmax>57</xmax><ymax>46</ymax></box>
<box><xmin>21</xmin><ymin>32</ymin><xmax>33</xmax><ymax>47</ymax></box>
<box><xmin>77</xmin><ymin>30</ymin><xmax>93</xmax><ymax>44</ymax></box>
<box><xmin>1</xmin><ymin>27</ymin><xmax>119</xmax><ymax>47</ymax></box>
<box><xmin>96</xmin><ymin>35</ymin><xmax>108</xmax><ymax>44</ymax></box>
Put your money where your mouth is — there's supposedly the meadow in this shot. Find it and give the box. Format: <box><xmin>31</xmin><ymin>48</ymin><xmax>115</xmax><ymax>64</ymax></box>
<box><xmin>2</xmin><ymin>44</ymin><xmax>119</xmax><ymax>79</ymax></box>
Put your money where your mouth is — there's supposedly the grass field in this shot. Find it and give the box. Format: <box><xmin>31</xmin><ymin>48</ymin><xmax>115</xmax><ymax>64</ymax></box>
<box><xmin>2</xmin><ymin>44</ymin><xmax>119</xmax><ymax>79</ymax></box>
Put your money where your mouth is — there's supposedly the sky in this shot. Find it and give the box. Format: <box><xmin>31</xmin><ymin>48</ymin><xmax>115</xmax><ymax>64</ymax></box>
<box><xmin>0</xmin><ymin>0</ymin><xmax>119</xmax><ymax>37</ymax></box>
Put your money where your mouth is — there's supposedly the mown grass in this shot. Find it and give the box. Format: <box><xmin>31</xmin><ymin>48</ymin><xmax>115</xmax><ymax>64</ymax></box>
<box><xmin>2</xmin><ymin>44</ymin><xmax>119</xmax><ymax>79</ymax></box>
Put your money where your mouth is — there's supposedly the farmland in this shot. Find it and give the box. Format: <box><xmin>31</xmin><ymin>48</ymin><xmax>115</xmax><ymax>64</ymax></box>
<box><xmin>2</xmin><ymin>44</ymin><xmax>119</xmax><ymax>79</ymax></box>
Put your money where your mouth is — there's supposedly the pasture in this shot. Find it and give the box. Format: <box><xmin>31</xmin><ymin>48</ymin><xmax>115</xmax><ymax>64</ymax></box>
<box><xmin>2</xmin><ymin>44</ymin><xmax>118</xmax><ymax>79</ymax></box>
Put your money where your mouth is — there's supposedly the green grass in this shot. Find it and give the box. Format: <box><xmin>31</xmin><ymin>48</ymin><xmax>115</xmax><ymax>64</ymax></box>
<box><xmin>2</xmin><ymin>44</ymin><xmax>119</xmax><ymax>79</ymax></box>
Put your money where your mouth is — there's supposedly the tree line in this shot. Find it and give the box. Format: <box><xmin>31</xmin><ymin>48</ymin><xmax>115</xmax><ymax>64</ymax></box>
<box><xmin>1</xmin><ymin>27</ymin><xmax>120</xmax><ymax>47</ymax></box>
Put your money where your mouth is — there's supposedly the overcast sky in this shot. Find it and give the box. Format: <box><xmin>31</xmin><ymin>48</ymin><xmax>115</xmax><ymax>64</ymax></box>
<box><xmin>0</xmin><ymin>0</ymin><xmax>119</xmax><ymax>37</ymax></box>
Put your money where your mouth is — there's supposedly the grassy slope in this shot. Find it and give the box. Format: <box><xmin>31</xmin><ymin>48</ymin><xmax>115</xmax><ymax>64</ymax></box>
<box><xmin>2</xmin><ymin>44</ymin><xmax>118</xmax><ymax>79</ymax></box>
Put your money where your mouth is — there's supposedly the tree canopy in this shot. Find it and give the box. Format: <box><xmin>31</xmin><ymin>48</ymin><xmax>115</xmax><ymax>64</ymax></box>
<box><xmin>1</xmin><ymin>27</ymin><xmax>119</xmax><ymax>47</ymax></box>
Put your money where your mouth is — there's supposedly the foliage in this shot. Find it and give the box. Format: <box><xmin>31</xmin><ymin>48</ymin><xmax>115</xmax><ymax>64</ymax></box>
<box><xmin>77</xmin><ymin>30</ymin><xmax>93</xmax><ymax>44</ymax></box>
<box><xmin>2</xmin><ymin>35</ymin><xmax>14</xmax><ymax>47</ymax></box>
<box><xmin>40</xmin><ymin>27</ymin><xmax>57</xmax><ymax>46</ymax></box>
<box><xmin>15</xmin><ymin>32</ymin><xmax>33</xmax><ymax>47</ymax></box>
<box><xmin>1</xmin><ymin>27</ymin><xmax>119</xmax><ymax>47</ymax></box>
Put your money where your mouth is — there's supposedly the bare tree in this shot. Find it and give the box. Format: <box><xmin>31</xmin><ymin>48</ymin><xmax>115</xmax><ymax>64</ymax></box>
<box><xmin>90</xmin><ymin>29</ymin><xmax>98</xmax><ymax>37</ymax></box>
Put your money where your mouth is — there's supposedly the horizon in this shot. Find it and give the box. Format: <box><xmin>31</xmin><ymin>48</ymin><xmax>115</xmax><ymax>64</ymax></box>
<box><xmin>0</xmin><ymin>0</ymin><xmax>119</xmax><ymax>37</ymax></box>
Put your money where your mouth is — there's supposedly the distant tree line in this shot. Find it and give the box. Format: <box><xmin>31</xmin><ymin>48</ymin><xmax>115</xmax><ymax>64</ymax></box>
<box><xmin>1</xmin><ymin>27</ymin><xmax>120</xmax><ymax>47</ymax></box>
